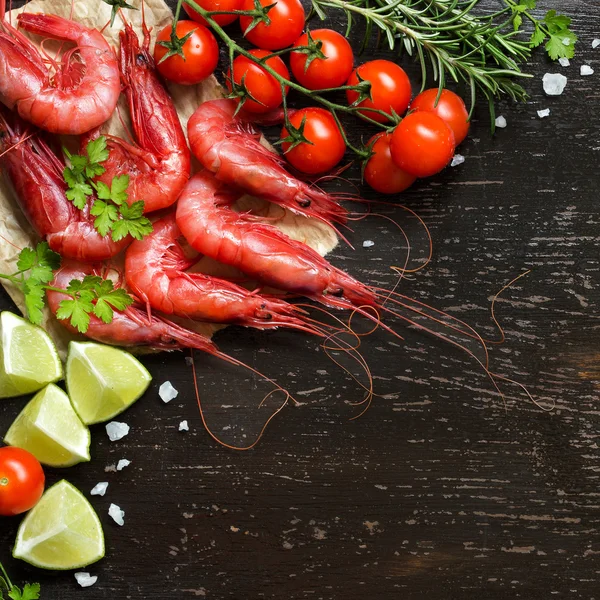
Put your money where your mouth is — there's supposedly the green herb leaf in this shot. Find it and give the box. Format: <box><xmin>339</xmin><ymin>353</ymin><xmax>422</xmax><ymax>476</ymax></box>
<box><xmin>17</xmin><ymin>243</ymin><xmax>61</xmax><ymax>284</ymax></box>
<box><xmin>530</xmin><ymin>24</ymin><xmax>545</xmax><ymax>47</ymax></box>
<box><xmin>8</xmin><ymin>582</ymin><xmax>41</xmax><ymax>600</ymax></box>
<box><xmin>56</xmin><ymin>293</ymin><xmax>94</xmax><ymax>333</ymax></box>
<box><xmin>85</xmin><ymin>137</ymin><xmax>110</xmax><ymax>171</ymax></box>
<box><xmin>90</xmin><ymin>200</ymin><xmax>119</xmax><ymax>237</ymax></box>
<box><xmin>101</xmin><ymin>0</ymin><xmax>138</xmax><ymax>27</ymax></box>
<box><xmin>93</xmin><ymin>279</ymin><xmax>134</xmax><ymax>323</ymax></box>
<box><xmin>112</xmin><ymin>202</ymin><xmax>153</xmax><ymax>241</ymax></box>
<box><xmin>23</xmin><ymin>282</ymin><xmax>46</xmax><ymax>326</ymax></box>
<box><xmin>110</xmin><ymin>174</ymin><xmax>130</xmax><ymax>206</ymax></box>
<box><xmin>65</xmin><ymin>179</ymin><xmax>93</xmax><ymax>210</ymax></box>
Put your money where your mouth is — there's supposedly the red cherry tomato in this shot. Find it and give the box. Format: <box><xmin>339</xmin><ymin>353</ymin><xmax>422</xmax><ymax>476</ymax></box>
<box><xmin>364</xmin><ymin>132</ymin><xmax>416</xmax><ymax>195</ymax></box>
<box><xmin>390</xmin><ymin>112</ymin><xmax>455</xmax><ymax>178</ymax></box>
<box><xmin>184</xmin><ymin>0</ymin><xmax>243</xmax><ymax>27</ymax></box>
<box><xmin>154</xmin><ymin>21</ymin><xmax>219</xmax><ymax>85</ymax></box>
<box><xmin>290</xmin><ymin>29</ymin><xmax>354</xmax><ymax>90</ymax></box>
<box><xmin>0</xmin><ymin>446</ymin><xmax>45</xmax><ymax>516</ymax></box>
<box><xmin>281</xmin><ymin>107</ymin><xmax>346</xmax><ymax>175</ymax></box>
<box><xmin>239</xmin><ymin>0</ymin><xmax>305</xmax><ymax>50</ymax></box>
<box><xmin>410</xmin><ymin>88</ymin><xmax>470</xmax><ymax>145</ymax></box>
<box><xmin>346</xmin><ymin>60</ymin><xmax>412</xmax><ymax>123</ymax></box>
<box><xmin>226</xmin><ymin>49</ymin><xmax>290</xmax><ymax>114</ymax></box>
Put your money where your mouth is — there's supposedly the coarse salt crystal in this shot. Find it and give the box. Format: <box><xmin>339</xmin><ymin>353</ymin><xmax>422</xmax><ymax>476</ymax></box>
<box><xmin>562</xmin><ymin>37</ymin><xmax>571</xmax><ymax>46</ymax></box>
<box><xmin>558</xmin><ymin>57</ymin><xmax>570</xmax><ymax>67</ymax></box>
<box><xmin>362</xmin><ymin>240</ymin><xmax>374</xmax><ymax>248</ymax></box>
<box><xmin>580</xmin><ymin>65</ymin><xmax>594</xmax><ymax>76</ymax></box>
<box><xmin>542</xmin><ymin>73</ymin><xmax>568</xmax><ymax>96</ymax></box>
<box><xmin>105</xmin><ymin>421</ymin><xmax>129</xmax><ymax>441</ymax></box>
<box><xmin>593</xmin><ymin>39</ymin><xmax>600</xmax><ymax>49</ymax></box>
<box><xmin>74</xmin><ymin>573</ymin><xmax>98</xmax><ymax>588</ymax></box>
<box><xmin>185</xmin><ymin>356</ymin><xmax>194</xmax><ymax>367</ymax></box>
<box><xmin>450</xmin><ymin>154</ymin><xmax>465</xmax><ymax>167</ymax></box>
<box><xmin>537</xmin><ymin>108</ymin><xmax>551</xmax><ymax>118</ymax></box>
<box><xmin>90</xmin><ymin>482</ymin><xmax>108</xmax><ymax>496</ymax></box>
<box><xmin>117</xmin><ymin>459</ymin><xmax>131</xmax><ymax>471</ymax></box>
<box><xmin>179</xmin><ymin>420</ymin><xmax>189</xmax><ymax>432</ymax></box>
<box><xmin>159</xmin><ymin>381</ymin><xmax>178</xmax><ymax>403</ymax></box>
<box><xmin>495</xmin><ymin>115</ymin><xmax>507</xmax><ymax>129</ymax></box>
<box><xmin>108</xmin><ymin>503</ymin><xmax>125</xmax><ymax>526</ymax></box>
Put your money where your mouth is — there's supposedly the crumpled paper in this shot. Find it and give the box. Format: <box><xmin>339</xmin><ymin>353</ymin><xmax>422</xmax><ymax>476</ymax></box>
<box><xmin>0</xmin><ymin>0</ymin><xmax>338</xmax><ymax>356</ymax></box>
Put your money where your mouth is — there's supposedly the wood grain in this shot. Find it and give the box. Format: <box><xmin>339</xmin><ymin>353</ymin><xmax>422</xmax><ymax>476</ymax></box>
<box><xmin>0</xmin><ymin>1</ymin><xmax>599</xmax><ymax>598</ymax></box>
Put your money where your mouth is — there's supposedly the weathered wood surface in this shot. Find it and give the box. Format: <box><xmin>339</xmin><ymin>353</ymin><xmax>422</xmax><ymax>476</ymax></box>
<box><xmin>1</xmin><ymin>1</ymin><xmax>599</xmax><ymax>598</ymax></box>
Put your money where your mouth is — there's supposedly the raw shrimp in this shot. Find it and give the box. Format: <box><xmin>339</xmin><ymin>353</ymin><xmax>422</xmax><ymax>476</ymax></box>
<box><xmin>176</xmin><ymin>171</ymin><xmax>497</xmax><ymax>371</ymax></box>
<box><xmin>47</xmin><ymin>260</ymin><xmax>222</xmax><ymax>353</ymax></box>
<box><xmin>187</xmin><ymin>99</ymin><xmax>347</xmax><ymax>227</ymax></box>
<box><xmin>84</xmin><ymin>23</ymin><xmax>190</xmax><ymax>213</ymax></box>
<box><xmin>124</xmin><ymin>213</ymin><xmax>321</xmax><ymax>335</ymax></box>
<box><xmin>0</xmin><ymin>106</ymin><xmax>129</xmax><ymax>261</ymax></box>
<box><xmin>0</xmin><ymin>3</ymin><xmax>120</xmax><ymax>135</ymax></box>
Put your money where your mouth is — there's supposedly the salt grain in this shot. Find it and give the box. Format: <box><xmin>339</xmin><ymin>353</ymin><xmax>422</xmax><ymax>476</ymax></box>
<box><xmin>179</xmin><ymin>420</ymin><xmax>189</xmax><ymax>432</ymax></box>
<box><xmin>362</xmin><ymin>240</ymin><xmax>375</xmax><ymax>248</ymax></box>
<box><xmin>558</xmin><ymin>57</ymin><xmax>570</xmax><ymax>67</ymax></box>
<box><xmin>562</xmin><ymin>37</ymin><xmax>571</xmax><ymax>46</ymax></box>
<box><xmin>495</xmin><ymin>116</ymin><xmax>507</xmax><ymax>129</ymax></box>
<box><xmin>593</xmin><ymin>39</ymin><xmax>600</xmax><ymax>49</ymax></box>
<box><xmin>74</xmin><ymin>573</ymin><xmax>98</xmax><ymax>588</ymax></box>
<box><xmin>450</xmin><ymin>154</ymin><xmax>465</xmax><ymax>167</ymax></box>
<box><xmin>542</xmin><ymin>73</ymin><xmax>568</xmax><ymax>96</ymax></box>
<box><xmin>117</xmin><ymin>459</ymin><xmax>131</xmax><ymax>471</ymax></box>
<box><xmin>159</xmin><ymin>381</ymin><xmax>178</xmax><ymax>403</ymax></box>
<box><xmin>108</xmin><ymin>503</ymin><xmax>125</xmax><ymax>526</ymax></box>
<box><xmin>580</xmin><ymin>65</ymin><xmax>594</xmax><ymax>76</ymax></box>
<box><xmin>537</xmin><ymin>108</ymin><xmax>551</xmax><ymax>118</ymax></box>
<box><xmin>90</xmin><ymin>482</ymin><xmax>108</xmax><ymax>496</ymax></box>
<box><xmin>185</xmin><ymin>356</ymin><xmax>194</xmax><ymax>367</ymax></box>
<box><xmin>105</xmin><ymin>421</ymin><xmax>130</xmax><ymax>441</ymax></box>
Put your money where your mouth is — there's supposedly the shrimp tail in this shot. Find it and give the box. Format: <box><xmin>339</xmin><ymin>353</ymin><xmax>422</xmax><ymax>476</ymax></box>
<box><xmin>17</xmin><ymin>12</ymin><xmax>80</xmax><ymax>41</ymax></box>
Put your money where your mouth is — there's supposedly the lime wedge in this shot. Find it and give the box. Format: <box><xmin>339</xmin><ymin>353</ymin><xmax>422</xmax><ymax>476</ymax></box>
<box><xmin>13</xmin><ymin>480</ymin><xmax>105</xmax><ymax>570</ymax></box>
<box><xmin>0</xmin><ymin>311</ymin><xmax>62</xmax><ymax>398</ymax></box>
<box><xmin>4</xmin><ymin>383</ymin><xmax>91</xmax><ymax>467</ymax></box>
<box><xmin>66</xmin><ymin>341</ymin><xmax>151</xmax><ymax>425</ymax></box>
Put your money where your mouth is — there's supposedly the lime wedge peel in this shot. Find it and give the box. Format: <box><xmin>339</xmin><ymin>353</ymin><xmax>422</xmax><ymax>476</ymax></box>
<box><xmin>0</xmin><ymin>311</ymin><xmax>62</xmax><ymax>399</ymax></box>
<box><xmin>4</xmin><ymin>383</ymin><xmax>91</xmax><ymax>468</ymax></box>
<box><xmin>66</xmin><ymin>341</ymin><xmax>152</xmax><ymax>425</ymax></box>
<box><xmin>13</xmin><ymin>480</ymin><xmax>105</xmax><ymax>570</ymax></box>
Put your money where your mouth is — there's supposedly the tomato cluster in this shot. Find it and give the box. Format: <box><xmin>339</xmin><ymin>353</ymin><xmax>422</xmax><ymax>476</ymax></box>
<box><xmin>154</xmin><ymin>0</ymin><xmax>470</xmax><ymax>193</ymax></box>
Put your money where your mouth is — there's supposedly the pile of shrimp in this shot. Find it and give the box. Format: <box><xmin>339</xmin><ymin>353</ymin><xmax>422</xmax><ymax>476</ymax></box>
<box><xmin>0</xmin><ymin>0</ymin><xmax>537</xmax><ymax>448</ymax></box>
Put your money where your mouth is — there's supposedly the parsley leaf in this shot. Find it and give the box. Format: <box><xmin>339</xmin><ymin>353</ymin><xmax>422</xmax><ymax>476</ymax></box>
<box><xmin>85</xmin><ymin>137</ymin><xmax>110</xmax><ymax>174</ymax></box>
<box><xmin>544</xmin><ymin>9</ymin><xmax>577</xmax><ymax>60</ymax></box>
<box><xmin>56</xmin><ymin>294</ymin><xmax>94</xmax><ymax>333</ymax></box>
<box><xmin>93</xmin><ymin>279</ymin><xmax>134</xmax><ymax>323</ymax></box>
<box><xmin>23</xmin><ymin>281</ymin><xmax>46</xmax><ymax>326</ymax></box>
<box><xmin>8</xmin><ymin>582</ymin><xmax>41</xmax><ymax>600</ymax></box>
<box><xmin>112</xmin><ymin>202</ymin><xmax>153</xmax><ymax>241</ymax></box>
<box><xmin>65</xmin><ymin>178</ymin><xmax>93</xmax><ymax>210</ymax></box>
<box><xmin>17</xmin><ymin>243</ymin><xmax>60</xmax><ymax>285</ymax></box>
<box><xmin>110</xmin><ymin>174</ymin><xmax>130</xmax><ymax>206</ymax></box>
<box><xmin>91</xmin><ymin>200</ymin><xmax>119</xmax><ymax>237</ymax></box>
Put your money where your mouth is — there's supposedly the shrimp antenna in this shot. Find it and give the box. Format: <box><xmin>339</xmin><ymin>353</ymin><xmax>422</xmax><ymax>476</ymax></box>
<box><xmin>190</xmin><ymin>349</ymin><xmax>292</xmax><ymax>451</ymax></box>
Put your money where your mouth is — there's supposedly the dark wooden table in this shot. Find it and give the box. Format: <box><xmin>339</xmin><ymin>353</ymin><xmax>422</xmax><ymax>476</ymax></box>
<box><xmin>1</xmin><ymin>1</ymin><xmax>599</xmax><ymax>598</ymax></box>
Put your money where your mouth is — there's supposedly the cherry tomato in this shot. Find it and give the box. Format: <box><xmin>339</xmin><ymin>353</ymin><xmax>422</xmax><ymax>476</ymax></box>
<box><xmin>239</xmin><ymin>0</ymin><xmax>305</xmax><ymax>50</ymax></box>
<box><xmin>0</xmin><ymin>446</ymin><xmax>45</xmax><ymax>516</ymax></box>
<box><xmin>226</xmin><ymin>49</ymin><xmax>290</xmax><ymax>114</ymax></box>
<box><xmin>184</xmin><ymin>0</ymin><xmax>243</xmax><ymax>27</ymax></box>
<box><xmin>390</xmin><ymin>112</ymin><xmax>455</xmax><ymax>178</ymax></box>
<box><xmin>154</xmin><ymin>21</ymin><xmax>219</xmax><ymax>85</ymax></box>
<box><xmin>410</xmin><ymin>88</ymin><xmax>470</xmax><ymax>145</ymax></box>
<box><xmin>290</xmin><ymin>29</ymin><xmax>354</xmax><ymax>90</ymax></box>
<box><xmin>281</xmin><ymin>107</ymin><xmax>345</xmax><ymax>175</ymax></box>
<box><xmin>346</xmin><ymin>60</ymin><xmax>412</xmax><ymax>123</ymax></box>
<box><xmin>364</xmin><ymin>132</ymin><xmax>416</xmax><ymax>195</ymax></box>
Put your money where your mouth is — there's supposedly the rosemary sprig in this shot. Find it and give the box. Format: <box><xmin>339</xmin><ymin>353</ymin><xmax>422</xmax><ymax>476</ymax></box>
<box><xmin>310</xmin><ymin>0</ymin><xmax>576</xmax><ymax>116</ymax></box>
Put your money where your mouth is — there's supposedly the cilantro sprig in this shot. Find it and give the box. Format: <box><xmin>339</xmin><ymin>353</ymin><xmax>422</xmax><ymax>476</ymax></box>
<box><xmin>0</xmin><ymin>560</ymin><xmax>40</xmax><ymax>600</ymax></box>
<box><xmin>0</xmin><ymin>243</ymin><xmax>134</xmax><ymax>334</ymax></box>
<box><xmin>63</xmin><ymin>137</ymin><xmax>153</xmax><ymax>242</ymax></box>
<box><xmin>509</xmin><ymin>1</ymin><xmax>578</xmax><ymax>60</ymax></box>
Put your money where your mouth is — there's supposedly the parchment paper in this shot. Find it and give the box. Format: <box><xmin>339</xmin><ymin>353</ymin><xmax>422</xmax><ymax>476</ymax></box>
<box><xmin>0</xmin><ymin>0</ymin><xmax>338</xmax><ymax>356</ymax></box>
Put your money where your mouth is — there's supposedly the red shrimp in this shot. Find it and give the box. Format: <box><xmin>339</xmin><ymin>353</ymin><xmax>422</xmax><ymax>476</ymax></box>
<box><xmin>124</xmin><ymin>213</ymin><xmax>321</xmax><ymax>335</ymax></box>
<box><xmin>83</xmin><ymin>23</ymin><xmax>190</xmax><ymax>214</ymax></box>
<box><xmin>176</xmin><ymin>171</ymin><xmax>499</xmax><ymax>374</ymax></box>
<box><xmin>186</xmin><ymin>98</ymin><xmax>347</xmax><ymax>227</ymax></box>
<box><xmin>0</xmin><ymin>106</ymin><xmax>129</xmax><ymax>261</ymax></box>
<box><xmin>0</xmin><ymin>3</ymin><xmax>120</xmax><ymax>135</ymax></box>
<box><xmin>47</xmin><ymin>260</ymin><xmax>223</xmax><ymax>353</ymax></box>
